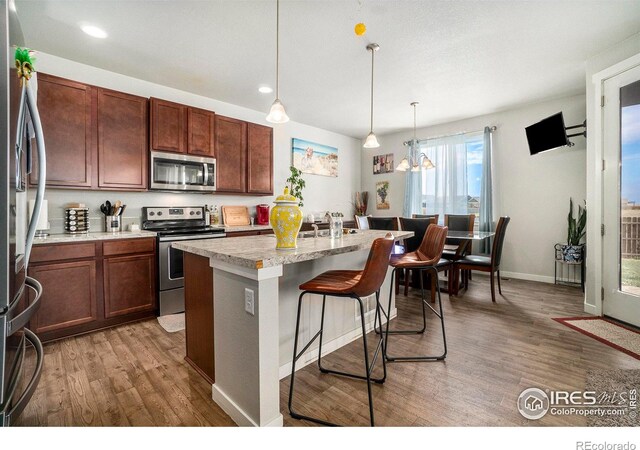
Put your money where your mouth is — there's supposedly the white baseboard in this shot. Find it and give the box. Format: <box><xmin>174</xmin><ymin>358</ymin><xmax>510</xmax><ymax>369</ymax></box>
<box><xmin>495</xmin><ymin>270</ymin><xmax>556</xmax><ymax>284</ymax></box>
<box><xmin>278</xmin><ymin>308</ymin><xmax>397</xmax><ymax>380</ymax></box>
<box><xmin>583</xmin><ymin>302</ymin><xmax>599</xmax><ymax>315</ymax></box>
<box><xmin>211</xmin><ymin>383</ymin><xmax>283</xmax><ymax>427</ymax></box>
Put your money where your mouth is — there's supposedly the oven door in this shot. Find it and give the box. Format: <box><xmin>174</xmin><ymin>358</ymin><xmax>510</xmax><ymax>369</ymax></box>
<box><xmin>158</xmin><ymin>234</ymin><xmax>225</xmax><ymax>291</ymax></box>
<box><xmin>150</xmin><ymin>152</ymin><xmax>216</xmax><ymax>192</ymax></box>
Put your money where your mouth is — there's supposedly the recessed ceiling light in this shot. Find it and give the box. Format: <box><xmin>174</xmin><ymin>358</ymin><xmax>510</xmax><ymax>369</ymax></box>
<box><xmin>258</xmin><ymin>86</ymin><xmax>273</xmax><ymax>94</ymax></box>
<box><xmin>81</xmin><ymin>25</ymin><xmax>108</xmax><ymax>39</ymax></box>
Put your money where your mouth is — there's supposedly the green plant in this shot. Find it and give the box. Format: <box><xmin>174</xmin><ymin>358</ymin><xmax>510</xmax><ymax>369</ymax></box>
<box><xmin>286</xmin><ymin>166</ymin><xmax>306</xmax><ymax>207</ymax></box>
<box><xmin>567</xmin><ymin>198</ymin><xmax>587</xmax><ymax>245</ymax></box>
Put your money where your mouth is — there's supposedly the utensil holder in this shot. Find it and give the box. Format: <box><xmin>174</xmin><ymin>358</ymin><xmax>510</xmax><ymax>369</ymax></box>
<box><xmin>105</xmin><ymin>215</ymin><xmax>121</xmax><ymax>233</ymax></box>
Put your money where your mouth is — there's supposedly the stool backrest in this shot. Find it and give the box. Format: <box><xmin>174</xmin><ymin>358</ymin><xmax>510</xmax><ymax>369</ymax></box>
<box><xmin>353</xmin><ymin>233</ymin><xmax>395</xmax><ymax>297</ymax></box>
<box><xmin>399</xmin><ymin>217</ymin><xmax>437</xmax><ymax>253</ymax></box>
<box><xmin>416</xmin><ymin>225</ymin><xmax>449</xmax><ymax>265</ymax></box>
<box><xmin>367</xmin><ymin>216</ymin><xmax>399</xmax><ymax>231</ymax></box>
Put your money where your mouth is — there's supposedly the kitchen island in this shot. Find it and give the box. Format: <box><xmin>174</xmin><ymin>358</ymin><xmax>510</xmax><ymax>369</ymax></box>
<box><xmin>173</xmin><ymin>229</ymin><xmax>412</xmax><ymax>427</ymax></box>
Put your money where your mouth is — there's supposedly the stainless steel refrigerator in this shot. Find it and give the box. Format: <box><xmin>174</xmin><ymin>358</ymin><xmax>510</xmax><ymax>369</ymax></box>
<box><xmin>0</xmin><ymin>0</ymin><xmax>46</xmax><ymax>426</ymax></box>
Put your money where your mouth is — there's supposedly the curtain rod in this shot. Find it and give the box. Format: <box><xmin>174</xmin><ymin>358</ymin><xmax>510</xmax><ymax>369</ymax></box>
<box><xmin>403</xmin><ymin>125</ymin><xmax>497</xmax><ymax>146</ymax></box>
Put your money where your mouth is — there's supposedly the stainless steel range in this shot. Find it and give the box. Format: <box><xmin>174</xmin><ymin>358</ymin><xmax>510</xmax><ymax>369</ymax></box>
<box><xmin>142</xmin><ymin>207</ymin><xmax>225</xmax><ymax>316</ymax></box>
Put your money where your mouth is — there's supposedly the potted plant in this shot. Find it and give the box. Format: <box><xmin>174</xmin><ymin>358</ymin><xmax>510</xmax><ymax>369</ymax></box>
<box><xmin>354</xmin><ymin>191</ymin><xmax>369</xmax><ymax>216</ymax></box>
<box><xmin>560</xmin><ymin>198</ymin><xmax>586</xmax><ymax>262</ymax></box>
<box><xmin>286</xmin><ymin>166</ymin><xmax>306</xmax><ymax>208</ymax></box>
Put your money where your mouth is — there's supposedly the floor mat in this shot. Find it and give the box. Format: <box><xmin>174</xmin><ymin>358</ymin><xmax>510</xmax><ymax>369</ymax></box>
<box><xmin>157</xmin><ymin>312</ymin><xmax>185</xmax><ymax>333</ymax></box>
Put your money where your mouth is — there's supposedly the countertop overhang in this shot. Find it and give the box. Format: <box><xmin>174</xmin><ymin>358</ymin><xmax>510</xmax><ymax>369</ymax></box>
<box><xmin>173</xmin><ymin>229</ymin><xmax>413</xmax><ymax>269</ymax></box>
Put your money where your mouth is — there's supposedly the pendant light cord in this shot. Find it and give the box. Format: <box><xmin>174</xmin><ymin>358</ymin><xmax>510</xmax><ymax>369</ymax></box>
<box><xmin>370</xmin><ymin>47</ymin><xmax>374</xmax><ymax>133</ymax></box>
<box><xmin>275</xmin><ymin>0</ymin><xmax>280</xmax><ymax>99</ymax></box>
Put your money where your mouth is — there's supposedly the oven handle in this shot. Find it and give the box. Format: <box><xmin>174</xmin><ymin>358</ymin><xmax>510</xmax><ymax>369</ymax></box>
<box><xmin>159</xmin><ymin>233</ymin><xmax>226</xmax><ymax>242</ymax></box>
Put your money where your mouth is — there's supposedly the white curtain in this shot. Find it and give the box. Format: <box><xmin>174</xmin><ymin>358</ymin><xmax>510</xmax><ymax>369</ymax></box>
<box><xmin>421</xmin><ymin>134</ymin><xmax>468</xmax><ymax>222</ymax></box>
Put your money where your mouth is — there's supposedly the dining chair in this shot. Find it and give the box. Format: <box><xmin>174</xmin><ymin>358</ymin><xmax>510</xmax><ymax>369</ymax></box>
<box><xmin>442</xmin><ymin>214</ymin><xmax>476</xmax><ymax>292</ymax></box>
<box><xmin>454</xmin><ymin>216</ymin><xmax>511</xmax><ymax>302</ymax></box>
<box><xmin>367</xmin><ymin>216</ymin><xmax>399</xmax><ymax>231</ymax></box>
<box><xmin>412</xmin><ymin>213</ymin><xmax>439</xmax><ymax>224</ymax></box>
<box><xmin>354</xmin><ymin>215</ymin><xmax>371</xmax><ymax>229</ymax></box>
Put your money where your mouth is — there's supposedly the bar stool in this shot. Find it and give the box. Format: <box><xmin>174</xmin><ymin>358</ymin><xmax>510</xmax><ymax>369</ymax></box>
<box><xmin>380</xmin><ymin>224</ymin><xmax>449</xmax><ymax>362</ymax></box>
<box><xmin>288</xmin><ymin>233</ymin><xmax>395</xmax><ymax>427</ymax></box>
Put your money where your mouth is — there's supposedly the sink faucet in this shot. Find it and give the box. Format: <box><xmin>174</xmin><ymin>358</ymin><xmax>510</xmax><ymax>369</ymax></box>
<box><xmin>311</xmin><ymin>223</ymin><xmax>319</xmax><ymax>238</ymax></box>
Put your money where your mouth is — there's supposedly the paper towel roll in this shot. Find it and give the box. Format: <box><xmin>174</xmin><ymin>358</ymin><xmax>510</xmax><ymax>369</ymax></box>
<box><xmin>28</xmin><ymin>199</ymin><xmax>49</xmax><ymax>231</ymax></box>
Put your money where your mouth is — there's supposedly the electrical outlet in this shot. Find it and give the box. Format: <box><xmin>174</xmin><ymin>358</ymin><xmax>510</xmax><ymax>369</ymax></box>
<box><xmin>244</xmin><ymin>288</ymin><xmax>255</xmax><ymax>316</ymax></box>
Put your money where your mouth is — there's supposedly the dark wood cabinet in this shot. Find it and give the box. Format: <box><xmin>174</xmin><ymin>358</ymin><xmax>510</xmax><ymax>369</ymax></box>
<box><xmin>30</xmin><ymin>260</ymin><xmax>98</xmax><ymax>334</ymax></box>
<box><xmin>97</xmin><ymin>89</ymin><xmax>148</xmax><ymax>190</ymax></box>
<box><xmin>29</xmin><ymin>238</ymin><xmax>157</xmax><ymax>342</ymax></box>
<box><xmin>247</xmin><ymin>123</ymin><xmax>273</xmax><ymax>194</ymax></box>
<box><xmin>31</xmin><ymin>73</ymin><xmax>95</xmax><ymax>188</ymax></box>
<box><xmin>104</xmin><ymin>253</ymin><xmax>156</xmax><ymax>318</ymax></box>
<box><xmin>215</xmin><ymin>115</ymin><xmax>247</xmax><ymax>193</ymax></box>
<box><xmin>150</xmin><ymin>98</ymin><xmax>186</xmax><ymax>154</ymax></box>
<box><xmin>188</xmin><ymin>107</ymin><xmax>215</xmax><ymax>157</ymax></box>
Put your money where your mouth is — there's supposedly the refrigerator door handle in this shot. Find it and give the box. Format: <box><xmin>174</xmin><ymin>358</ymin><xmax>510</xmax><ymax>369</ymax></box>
<box><xmin>3</xmin><ymin>329</ymin><xmax>43</xmax><ymax>426</ymax></box>
<box><xmin>7</xmin><ymin>276</ymin><xmax>42</xmax><ymax>337</ymax></box>
<box><xmin>0</xmin><ymin>332</ymin><xmax>26</xmax><ymax>425</ymax></box>
<box><xmin>23</xmin><ymin>81</ymin><xmax>46</xmax><ymax>268</ymax></box>
<box><xmin>13</xmin><ymin>84</ymin><xmax>27</xmax><ymax>191</ymax></box>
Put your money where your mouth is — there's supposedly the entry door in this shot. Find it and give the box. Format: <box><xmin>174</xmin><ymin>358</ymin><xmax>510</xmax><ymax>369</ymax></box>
<box><xmin>603</xmin><ymin>63</ymin><xmax>640</xmax><ymax>327</ymax></box>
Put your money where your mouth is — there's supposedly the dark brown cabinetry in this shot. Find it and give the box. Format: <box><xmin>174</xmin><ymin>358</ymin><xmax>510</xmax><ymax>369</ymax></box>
<box><xmin>215</xmin><ymin>116</ymin><xmax>273</xmax><ymax>195</ymax></box>
<box><xmin>31</xmin><ymin>73</ymin><xmax>95</xmax><ymax>188</ymax></box>
<box><xmin>150</xmin><ymin>98</ymin><xmax>215</xmax><ymax>157</ymax></box>
<box><xmin>29</xmin><ymin>238</ymin><xmax>157</xmax><ymax>342</ymax></box>
<box><xmin>34</xmin><ymin>73</ymin><xmax>149</xmax><ymax>191</ymax></box>
<box><xmin>247</xmin><ymin>123</ymin><xmax>274</xmax><ymax>194</ymax></box>
<box><xmin>215</xmin><ymin>115</ymin><xmax>247</xmax><ymax>193</ymax></box>
<box><xmin>97</xmin><ymin>89</ymin><xmax>148</xmax><ymax>190</ymax></box>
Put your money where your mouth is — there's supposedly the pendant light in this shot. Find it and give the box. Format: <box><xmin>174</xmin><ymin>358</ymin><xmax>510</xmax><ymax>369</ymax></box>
<box><xmin>396</xmin><ymin>102</ymin><xmax>435</xmax><ymax>171</ymax></box>
<box><xmin>266</xmin><ymin>0</ymin><xmax>289</xmax><ymax>123</ymax></box>
<box><xmin>363</xmin><ymin>43</ymin><xmax>380</xmax><ymax>148</ymax></box>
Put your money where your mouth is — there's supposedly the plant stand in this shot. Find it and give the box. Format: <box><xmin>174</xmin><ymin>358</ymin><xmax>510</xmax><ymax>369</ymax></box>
<box><xmin>554</xmin><ymin>243</ymin><xmax>585</xmax><ymax>292</ymax></box>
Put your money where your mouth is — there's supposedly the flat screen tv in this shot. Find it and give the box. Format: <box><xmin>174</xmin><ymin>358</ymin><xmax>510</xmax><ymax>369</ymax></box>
<box><xmin>525</xmin><ymin>112</ymin><xmax>570</xmax><ymax>155</ymax></box>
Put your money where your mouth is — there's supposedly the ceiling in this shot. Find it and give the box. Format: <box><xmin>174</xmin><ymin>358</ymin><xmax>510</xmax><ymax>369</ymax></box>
<box><xmin>15</xmin><ymin>0</ymin><xmax>640</xmax><ymax>139</ymax></box>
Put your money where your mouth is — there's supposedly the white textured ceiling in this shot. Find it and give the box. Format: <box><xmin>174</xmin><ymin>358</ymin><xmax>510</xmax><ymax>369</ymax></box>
<box><xmin>14</xmin><ymin>0</ymin><xmax>640</xmax><ymax>138</ymax></box>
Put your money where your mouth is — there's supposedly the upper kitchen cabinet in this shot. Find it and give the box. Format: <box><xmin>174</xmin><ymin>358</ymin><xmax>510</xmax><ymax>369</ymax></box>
<box><xmin>97</xmin><ymin>89</ymin><xmax>149</xmax><ymax>190</ymax></box>
<box><xmin>215</xmin><ymin>115</ymin><xmax>247</xmax><ymax>193</ymax></box>
<box><xmin>247</xmin><ymin>123</ymin><xmax>273</xmax><ymax>195</ymax></box>
<box><xmin>150</xmin><ymin>98</ymin><xmax>215</xmax><ymax>157</ymax></box>
<box><xmin>150</xmin><ymin>98</ymin><xmax>186</xmax><ymax>154</ymax></box>
<box><xmin>31</xmin><ymin>73</ymin><xmax>95</xmax><ymax>188</ymax></box>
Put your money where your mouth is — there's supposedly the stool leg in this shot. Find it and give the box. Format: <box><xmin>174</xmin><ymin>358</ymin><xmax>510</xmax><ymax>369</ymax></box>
<box><xmin>382</xmin><ymin>267</ymin><xmax>427</xmax><ymax>336</ymax></box>
<box><xmin>317</xmin><ymin>295</ymin><xmax>327</xmax><ymax>372</ymax></box>
<box><xmin>356</xmin><ymin>296</ymin><xmax>375</xmax><ymax>427</ymax></box>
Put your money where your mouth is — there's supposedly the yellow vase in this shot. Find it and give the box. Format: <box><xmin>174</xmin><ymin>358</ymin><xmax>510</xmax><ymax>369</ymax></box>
<box><xmin>270</xmin><ymin>187</ymin><xmax>303</xmax><ymax>249</ymax></box>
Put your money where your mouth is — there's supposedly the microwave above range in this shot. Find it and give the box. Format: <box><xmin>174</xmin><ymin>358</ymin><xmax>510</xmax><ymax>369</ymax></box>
<box><xmin>150</xmin><ymin>151</ymin><xmax>216</xmax><ymax>192</ymax></box>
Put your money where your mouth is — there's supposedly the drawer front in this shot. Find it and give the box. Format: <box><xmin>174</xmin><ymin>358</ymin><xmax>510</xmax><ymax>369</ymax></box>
<box><xmin>103</xmin><ymin>238</ymin><xmax>156</xmax><ymax>256</ymax></box>
<box><xmin>30</xmin><ymin>242</ymin><xmax>96</xmax><ymax>264</ymax></box>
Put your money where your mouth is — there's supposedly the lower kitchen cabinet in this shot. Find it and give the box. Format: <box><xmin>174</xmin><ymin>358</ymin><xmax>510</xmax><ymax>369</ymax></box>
<box><xmin>29</xmin><ymin>238</ymin><xmax>157</xmax><ymax>342</ymax></box>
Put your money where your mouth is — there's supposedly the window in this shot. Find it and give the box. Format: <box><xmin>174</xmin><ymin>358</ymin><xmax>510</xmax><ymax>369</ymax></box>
<box><xmin>419</xmin><ymin>132</ymin><xmax>484</xmax><ymax>226</ymax></box>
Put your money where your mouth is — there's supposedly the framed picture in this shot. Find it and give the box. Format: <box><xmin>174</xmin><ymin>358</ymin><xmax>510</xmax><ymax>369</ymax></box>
<box><xmin>373</xmin><ymin>153</ymin><xmax>394</xmax><ymax>174</ymax></box>
<box><xmin>376</xmin><ymin>181</ymin><xmax>390</xmax><ymax>210</ymax></box>
<box><xmin>292</xmin><ymin>138</ymin><xmax>338</xmax><ymax>177</ymax></box>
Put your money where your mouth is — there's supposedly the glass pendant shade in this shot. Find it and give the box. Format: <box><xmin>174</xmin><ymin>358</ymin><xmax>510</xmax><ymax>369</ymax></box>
<box><xmin>396</xmin><ymin>157</ymin><xmax>410</xmax><ymax>171</ymax></box>
<box><xmin>411</xmin><ymin>164</ymin><xmax>420</xmax><ymax>172</ymax></box>
<box><xmin>363</xmin><ymin>131</ymin><xmax>380</xmax><ymax>148</ymax></box>
<box><xmin>266</xmin><ymin>98</ymin><xmax>289</xmax><ymax>123</ymax></box>
<box><xmin>421</xmin><ymin>157</ymin><xmax>435</xmax><ymax>169</ymax></box>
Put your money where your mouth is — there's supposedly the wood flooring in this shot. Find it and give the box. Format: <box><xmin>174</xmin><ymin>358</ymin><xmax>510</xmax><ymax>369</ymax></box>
<box><xmin>15</xmin><ymin>275</ymin><xmax>640</xmax><ymax>427</ymax></box>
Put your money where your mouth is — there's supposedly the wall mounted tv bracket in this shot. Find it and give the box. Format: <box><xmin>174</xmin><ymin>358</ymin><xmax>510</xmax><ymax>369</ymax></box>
<box><xmin>565</xmin><ymin>120</ymin><xmax>587</xmax><ymax>147</ymax></box>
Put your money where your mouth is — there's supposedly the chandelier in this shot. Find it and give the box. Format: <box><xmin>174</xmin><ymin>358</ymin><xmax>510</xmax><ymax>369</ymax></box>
<box><xmin>396</xmin><ymin>102</ymin><xmax>435</xmax><ymax>172</ymax></box>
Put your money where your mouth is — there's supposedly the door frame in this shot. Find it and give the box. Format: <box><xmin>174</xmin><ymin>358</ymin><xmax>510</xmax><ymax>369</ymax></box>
<box><xmin>589</xmin><ymin>52</ymin><xmax>640</xmax><ymax>316</ymax></box>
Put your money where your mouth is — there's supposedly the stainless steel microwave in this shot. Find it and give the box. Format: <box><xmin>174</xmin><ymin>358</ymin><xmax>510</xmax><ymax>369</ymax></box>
<box><xmin>150</xmin><ymin>151</ymin><xmax>216</xmax><ymax>192</ymax></box>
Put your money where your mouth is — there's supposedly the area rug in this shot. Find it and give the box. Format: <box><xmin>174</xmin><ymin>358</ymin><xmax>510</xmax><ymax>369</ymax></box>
<box><xmin>585</xmin><ymin>369</ymin><xmax>640</xmax><ymax>426</ymax></box>
<box><xmin>553</xmin><ymin>316</ymin><xmax>640</xmax><ymax>361</ymax></box>
<box><xmin>157</xmin><ymin>313</ymin><xmax>185</xmax><ymax>333</ymax></box>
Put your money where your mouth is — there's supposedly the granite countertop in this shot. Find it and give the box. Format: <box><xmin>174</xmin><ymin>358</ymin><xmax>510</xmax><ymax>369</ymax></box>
<box><xmin>32</xmin><ymin>230</ymin><xmax>157</xmax><ymax>245</ymax></box>
<box><xmin>173</xmin><ymin>229</ymin><xmax>413</xmax><ymax>270</ymax></box>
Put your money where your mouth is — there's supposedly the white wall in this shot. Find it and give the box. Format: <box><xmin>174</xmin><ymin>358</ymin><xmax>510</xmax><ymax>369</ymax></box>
<box><xmin>585</xmin><ymin>33</ymin><xmax>640</xmax><ymax>314</ymax></box>
<box><xmin>361</xmin><ymin>94</ymin><xmax>587</xmax><ymax>282</ymax></box>
<box><xmin>32</xmin><ymin>53</ymin><xmax>361</xmax><ymax>233</ymax></box>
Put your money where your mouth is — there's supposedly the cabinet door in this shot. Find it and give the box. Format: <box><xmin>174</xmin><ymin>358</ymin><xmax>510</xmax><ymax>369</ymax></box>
<box><xmin>30</xmin><ymin>260</ymin><xmax>98</xmax><ymax>334</ymax></box>
<box><xmin>150</xmin><ymin>98</ymin><xmax>186</xmax><ymax>154</ymax></box>
<box><xmin>97</xmin><ymin>89</ymin><xmax>148</xmax><ymax>190</ymax></box>
<box><xmin>215</xmin><ymin>115</ymin><xmax>247</xmax><ymax>192</ymax></box>
<box><xmin>103</xmin><ymin>254</ymin><xmax>156</xmax><ymax>318</ymax></box>
<box><xmin>188</xmin><ymin>107</ymin><xmax>215</xmax><ymax>157</ymax></box>
<box><xmin>31</xmin><ymin>73</ymin><xmax>95</xmax><ymax>188</ymax></box>
<box><xmin>247</xmin><ymin>123</ymin><xmax>273</xmax><ymax>194</ymax></box>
